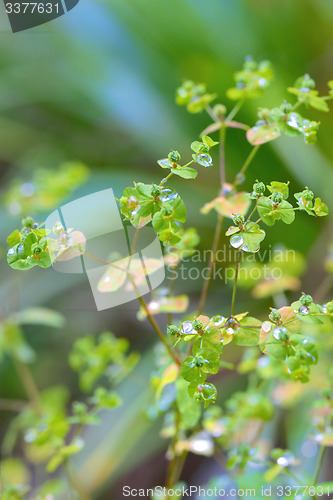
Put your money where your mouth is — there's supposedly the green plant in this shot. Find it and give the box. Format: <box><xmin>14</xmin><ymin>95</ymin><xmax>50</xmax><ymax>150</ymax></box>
<box><xmin>3</xmin><ymin>57</ymin><xmax>333</xmax><ymax>499</ymax></box>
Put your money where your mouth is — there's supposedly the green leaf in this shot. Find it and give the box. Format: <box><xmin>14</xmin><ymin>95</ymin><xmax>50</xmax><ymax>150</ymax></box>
<box><xmin>233</xmin><ymin>317</ymin><xmax>261</xmax><ymax>346</ymax></box>
<box><xmin>278</xmin><ymin>200</ymin><xmax>295</xmax><ymax>224</ymax></box>
<box><xmin>7</xmin><ymin>230</ymin><xmax>21</xmax><ymax>247</ymax></box>
<box><xmin>188</xmin><ymin>381</ymin><xmax>217</xmax><ymax>408</ymax></box>
<box><xmin>267</xmin><ymin>181</ymin><xmax>289</xmax><ymax>199</ymax></box>
<box><xmin>265</xmin><ymin>336</ymin><xmax>289</xmax><ymax>360</ymax></box>
<box><xmin>202</xmin><ymin>192</ymin><xmax>251</xmax><ymax>219</ymax></box>
<box><xmin>314</xmin><ymin>197</ymin><xmax>329</xmax><ymax>216</ymax></box>
<box><xmin>194</xmin><ymin>348</ymin><xmax>220</xmax><ymax>374</ymax></box>
<box><xmin>13</xmin><ymin>308</ymin><xmax>65</xmax><ymax>328</ymax></box>
<box><xmin>192</xmin><ymin>327</ymin><xmax>223</xmax><ymax>355</ymax></box>
<box><xmin>246</xmin><ymin>123</ymin><xmax>280</xmax><ymax>145</ymax></box>
<box><xmin>158</xmin><ymin>229</ymin><xmax>182</xmax><ymax>244</ymax></box>
<box><xmin>171</xmin><ymin>198</ymin><xmax>187</xmax><ymax>222</ymax></box>
<box><xmin>202</xmin><ymin>135</ymin><xmax>219</xmax><ymax>148</ymax></box>
<box><xmin>180</xmin><ymin>356</ymin><xmax>206</xmax><ymax>384</ymax></box>
<box><xmin>257</xmin><ymin>198</ymin><xmax>295</xmax><ymax>226</ymax></box>
<box><xmin>171</xmin><ymin>166</ymin><xmax>197</xmax><ymax>179</ymax></box>
<box><xmin>176</xmin><ymin>378</ymin><xmax>201</xmax><ymax>428</ymax></box>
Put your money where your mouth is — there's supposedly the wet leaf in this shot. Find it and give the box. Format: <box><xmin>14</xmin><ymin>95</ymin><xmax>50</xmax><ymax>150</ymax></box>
<box><xmin>247</xmin><ymin>123</ymin><xmax>280</xmax><ymax>145</ymax></box>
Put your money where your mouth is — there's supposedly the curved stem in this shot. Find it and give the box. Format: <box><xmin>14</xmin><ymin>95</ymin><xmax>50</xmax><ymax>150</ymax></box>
<box><xmin>230</xmin><ymin>251</ymin><xmax>241</xmax><ymax>316</ymax></box>
<box><xmin>84</xmin><ymin>251</ymin><xmax>181</xmax><ymax>366</ymax></box>
<box><xmin>233</xmin><ymin>145</ymin><xmax>260</xmax><ymax>187</ymax></box>
<box><xmin>159</xmin><ymin>160</ymin><xmax>195</xmax><ymax>186</ymax></box>
<box><xmin>219</xmin><ymin>124</ymin><xmax>226</xmax><ymax>187</ymax></box>
<box><xmin>226</xmin><ymin>99</ymin><xmax>244</xmax><ymax>122</ymax></box>
<box><xmin>13</xmin><ymin>358</ymin><xmax>42</xmax><ymax>415</ymax></box>
<box><xmin>197</xmin><ymin>214</ymin><xmax>224</xmax><ymax>315</ymax></box>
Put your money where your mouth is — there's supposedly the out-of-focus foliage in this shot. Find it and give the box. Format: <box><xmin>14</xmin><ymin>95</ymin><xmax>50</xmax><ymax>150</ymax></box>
<box><xmin>1</xmin><ymin>0</ymin><xmax>333</xmax><ymax>498</ymax></box>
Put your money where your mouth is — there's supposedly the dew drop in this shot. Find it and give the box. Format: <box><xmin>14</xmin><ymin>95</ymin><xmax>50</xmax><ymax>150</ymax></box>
<box><xmin>7</xmin><ymin>248</ymin><xmax>15</xmax><ymax>256</ymax></box>
<box><xmin>160</xmin><ymin>188</ymin><xmax>178</xmax><ymax>202</ymax></box>
<box><xmin>196</xmin><ymin>153</ymin><xmax>212</xmax><ymax>167</ymax></box>
<box><xmin>299</xmin><ymin>305</ymin><xmax>309</xmax><ymax>315</ymax></box>
<box><xmin>262</xmin><ymin>321</ymin><xmax>272</xmax><ymax>333</ymax></box>
<box><xmin>230</xmin><ymin>234</ymin><xmax>244</xmax><ymax>249</ymax></box>
<box><xmin>226</xmin><ymin>328</ymin><xmax>234</xmax><ymax>335</ymax></box>
<box><xmin>17</xmin><ymin>244</ymin><xmax>24</xmax><ymax>256</ymax></box>
<box><xmin>181</xmin><ymin>321</ymin><xmax>197</xmax><ymax>335</ymax></box>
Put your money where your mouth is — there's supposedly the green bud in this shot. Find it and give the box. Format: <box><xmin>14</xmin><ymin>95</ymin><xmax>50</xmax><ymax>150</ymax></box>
<box><xmin>195</xmin><ymin>355</ymin><xmax>205</xmax><ymax>368</ymax></box>
<box><xmin>252</xmin><ymin>181</ymin><xmax>265</xmax><ymax>196</ymax></box>
<box><xmin>192</xmin><ymin>319</ymin><xmax>204</xmax><ymax>331</ymax></box>
<box><xmin>269</xmin><ymin>308</ymin><xmax>281</xmax><ymax>323</ymax></box>
<box><xmin>168</xmin><ymin>150</ymin><xmax>181</xmax><ymax>163</ymax></box>
<box><xmin>31</xmin><ymin>243</ymin><xmax>42</xmax><ymax>255</ymax></box>
<box><xmin>213</xmin><ymin>104</ymin><xmax>227</xmax><ymax>118</ymax></box>
<box><xmin>271</xmin><ymin>192</ymin><xmax>284</xmax><ymax>204</ymax></box>
<box><xmin>162</xmin><ymin>206</ymin><xmax>173</xmax><ymax>217</ymax></box>
<box><xmin>151</xmin><ymin>184</ymin><xmax>161</xmax><ymax>198</ymax></box>
<box><xmin>22</xmin><ymin>216</ymin><xmax>34</xmax><ymax>228</ymax></box>
<box><xmin>199</xmin><ymin>144</ymin><xmax>210</xmax><ymax>154</ymax></box>
<box><xmin>167</xmin><ymin>325</ymin><xmax>179</xmax><ymax>336</ymax></box>
<box><xmin>280</xmin><ymin>102</ymin><xmax>293</xmax><ymax>114</ymax></box>
<box><xmin>232</xmin><ymin>213</ymin><xmax>245</xmax><ymax>226</ymax></box>
<box><xmin>300</xmin><ymin>293</ymin><xmax>313</xmax><ymax>307</ymax></box>
<box><xmin>258</xmin><ymin>108</ymin><xmax>270</xmax><ymax>121</ymax></box>
<box><xmin>301</xmin><ymin>188</ymin><xmax>314</xmax><ymax>202</ymax></box>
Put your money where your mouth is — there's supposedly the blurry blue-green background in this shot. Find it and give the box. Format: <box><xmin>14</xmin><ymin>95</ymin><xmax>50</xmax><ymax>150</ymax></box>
<box><xmin>1</xmin><ymin>0</ymin><xmax>333</xmax><ymax>496</ymax></box>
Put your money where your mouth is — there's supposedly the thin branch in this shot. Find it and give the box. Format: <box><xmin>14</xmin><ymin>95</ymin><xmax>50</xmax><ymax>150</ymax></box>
<box><xmin>230</xmin><ymin>251</ymin><xmax>241</xmax><ymax>316</ymax></box>
<box><xmin>197</xmin><ymin>214</ymin><xmax>224</xmax><ymax>315</ymax></box>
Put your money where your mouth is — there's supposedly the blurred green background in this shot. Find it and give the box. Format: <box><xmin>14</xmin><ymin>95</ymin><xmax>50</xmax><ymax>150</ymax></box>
<box><xmin>1</xmin><ymin>0</ymin><xmax>333</xmax><ymax>497</ymax></box>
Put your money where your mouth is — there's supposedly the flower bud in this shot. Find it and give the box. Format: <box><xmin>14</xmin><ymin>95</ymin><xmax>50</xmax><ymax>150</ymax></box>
<box><xmin>300</xmin><ymin>293</ymin><xmax>313</xmax><ymax>307</ymax></box>
<box><xmin>271</xmin><ymin>192</ymin><xmax>284</xmax><ymax>204</ymax></box>
<box><xmin>252</xmin><ymin>181</ymin><xmax>265</xmax><ymax>197</ymax></box>
<box><xmin>213</xmin><ymin>104</ymin><xmax>227</xmax><ymax>118</ymax></box>
<box><xmin>195</xmin><ymin>356</ymin><xmax>205</xmax><ymax>368</ymax></box>
<box><xmin>151</xmin><ymin>184</ymin><xmax>161</xmax><ymax>198</ymax></box>
<box><xmin>168</xmin><ymin>150</ymin><xmax>181</xmax><ymax>163</ymax></box>
<box><xmin>301</xmin><ymin>188</ymin><xmax>314</xmax><ymax>202</ymax></box>
<box><xmin>232</xmin><ymin>213</ymin><xmax>245</xmax><ymax>227</ymax></box>
<box><xmin>162</xmin><ymin>206</ymin><xmax>173</xmax><ymax>217</ymax></box>
<box><xmin>167</xmin><ymin>325</ymin><xmax>179</xmax><ymax>336</ymax></box>
<box><xmin>269</xmin><ymin>308</ymin><xmax>281</xmax><ymax>323</ymax></box>
<box><xmin>22</xmin><ymin>216</ymin><xmax>34</xmax><ymax>228</ymax></box>
<box><xmin>192</xmin><ymin>319</ymin><xmax>204</xmax><ymax>331</ymax></box>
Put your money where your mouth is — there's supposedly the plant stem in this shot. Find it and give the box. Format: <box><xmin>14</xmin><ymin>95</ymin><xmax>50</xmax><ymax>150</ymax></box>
<box><xmin>233</xmin><ymin>145</ymin><xmax>260</xmax><ymax>187</ymax></box>
<box><xmin>219</xmin><ymin>124</ymin><xmax>226</xmax><ymax>187</ymax></box>
<box><xmin>135</xmin><ymin>289</ymin><xmax>181</xmax><ymax>366</ymax></box>
<box><xmin>313</xmin><ymin>445</ymin><xmax>326</xmax><ymax>488</ymax></box>
<box><xmin>0</xmin><ymin>397</ymin><xmax>28</xmax><ymax>412</ymax></box>
<box><xmin>197</xmin><ymin>214</ymin><xmax>224</xmax><ymax>315</ymax></box>
<box><xmin>84</xmin><ymin>252</ymin><xmax>181</xmax><ymax>366</ymax></box>
<box><xmin>13</xmin><ymin>357</ymin><xmax>42</xmax><ymax>415</ymax></box>
<box><xmin>159</xmin><ymin>160</ymin><xmax>195</xmax><ymax>186</ymax></box>
<box><xmin>205</xmin><ymin>104</ymin><xmax>220</xmax><ymax>122</ymax></box>
<box><xmin>230</xmin><ymin>251</ymin><xmax>241</xmax><ymax>316</ymax></box>
<box><xmin>226</xmin><ymin>99</ymin><xmax>244</xmax><ymax>122</ymax></box>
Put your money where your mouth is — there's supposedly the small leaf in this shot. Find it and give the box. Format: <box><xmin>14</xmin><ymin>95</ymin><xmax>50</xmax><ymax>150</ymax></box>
<box><xmin>7</xmin><ymin>230</ymin><xmax>21</xmax><ymax>247</ymax></box>
<box><xmin>314</xmin><ymin>197</ymin><xmax>329</xmax><ymax>216</ymax></box>
<box><xmin>171</xmin><ymin>166</ymin><xmax>197</xmax><ymax>179</ymax></box>
<box><xmin>247</xmin><ymin>123</ymin><xmax>280</xmax><ymax>145</ymax></box>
